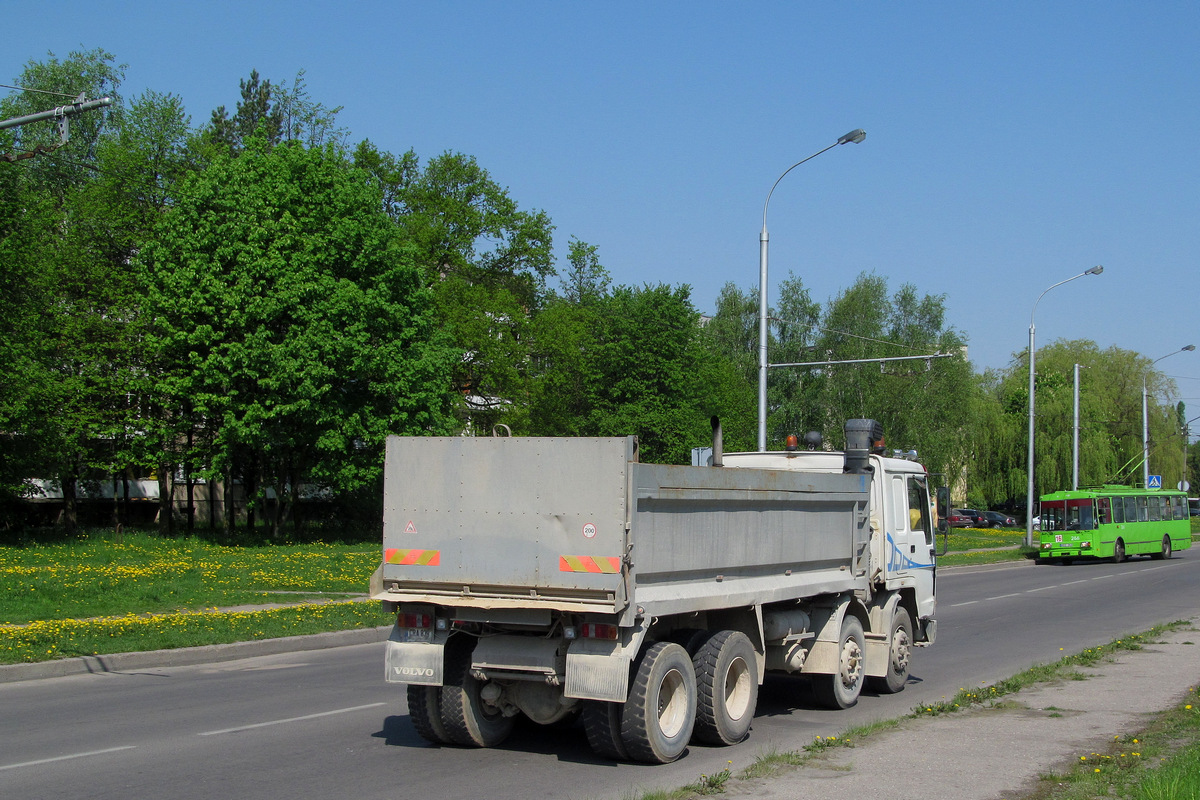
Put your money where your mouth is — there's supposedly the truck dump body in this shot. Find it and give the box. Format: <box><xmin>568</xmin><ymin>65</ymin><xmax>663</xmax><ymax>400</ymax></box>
<box><xmin>375</xmin><ymin>429</ymin><xmax>934</xmax><ymax>763</ymax></box>
<box><xmin>378</xmin><ymin>436</ymin><xmax>871</xmax><ymax>622</ymax></box>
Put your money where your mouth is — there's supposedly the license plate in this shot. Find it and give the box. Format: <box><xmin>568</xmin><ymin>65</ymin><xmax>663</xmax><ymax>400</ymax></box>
<box><xmin>403</xmin><ymin>628</ymin><xmax>431</xmax><ymax>643</ymax></box>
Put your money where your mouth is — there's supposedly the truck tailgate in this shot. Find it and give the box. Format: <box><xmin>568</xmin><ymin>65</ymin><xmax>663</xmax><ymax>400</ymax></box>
<box><xmin>378</xmin><ymin>436</ymin><xmax>634</xmax><ymax>611</ymax></box>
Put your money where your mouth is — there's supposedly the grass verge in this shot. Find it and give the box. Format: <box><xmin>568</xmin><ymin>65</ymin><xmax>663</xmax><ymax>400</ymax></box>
<box><xmin>1</xmin><ymin>600</ymin><xmax>390</xmax><ymax>664</ymax></box>
<box><xmin>1028</xmin><ymin>687</ymin><xmax>1200</xmax><ymax>800</ymax></box>
<box><xmin>0</xmin><ymin>530</ymin><xmax>377</xmax><ymax>624</ymax></box>
<box><xmin>0</xmin><ymin>529</ymin><xmax>386</xmax><ymax>664</ymax></box>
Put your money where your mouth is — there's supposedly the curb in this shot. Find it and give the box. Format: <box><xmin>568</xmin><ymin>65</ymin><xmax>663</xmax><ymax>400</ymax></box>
<box><xmin>0</xmin><ymin>625</ymin><xmax>392</xmax><ymax>685</ymax></box>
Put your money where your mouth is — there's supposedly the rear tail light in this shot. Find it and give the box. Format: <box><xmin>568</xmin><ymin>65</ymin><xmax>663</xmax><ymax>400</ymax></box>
<box><xmin>399</xmin><ymin>612</ymin><xmax>432</xmax><ymax>629</ymax></box>
<box><xmin>581</xmin><ymin>623</ymin><xmax>619</xmax><ymax>640</ymax></box>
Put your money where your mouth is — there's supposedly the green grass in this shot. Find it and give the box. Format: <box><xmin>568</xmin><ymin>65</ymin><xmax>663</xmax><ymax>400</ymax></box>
<box><xmin>0</xmin><ymin>530</ymin><xmax>377</xmax><ymax>624</ymax></box>
<box><xmin>1028</xmin><ymin>687</ymin><xmax>1200</xmax><ymax>800</ymax></box>
<box><xmin>0</xmin><ymin>529</ymin><xmax>387</xmax><ymax>664</ymax></box>
<box><xmin>2</xmin><ymin>600</ymin><xmax>390</xmax><ymax>664</ymax></box>
<box><xmin>940</xmin><ymin>526</ymin><xmax>1027</xmax><ymax>551</ymax></box>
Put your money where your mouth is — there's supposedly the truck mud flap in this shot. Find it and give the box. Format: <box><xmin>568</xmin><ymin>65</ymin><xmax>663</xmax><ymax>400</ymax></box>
<box><xmin>565</xmin><ymin>630</ymin><xmax>646</xmax><ymax>702</ymax></box>
<box><xmin>385</xmin><ymin>627</ymin><xmax>445</xmax><ymax>685</ymax></box>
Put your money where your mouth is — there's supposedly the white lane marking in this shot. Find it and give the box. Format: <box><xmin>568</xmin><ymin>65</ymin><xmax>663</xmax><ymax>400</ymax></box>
<box><xmin>197</xmin><ymin>702</ymin><xmax>387</xmax><ymax>736</ymax></box>
<box><xmin>1060</xmin><ymin>580</ymin><xmax>1088</xmax><ymax>586</ymax></box>
<box><xmin>1026</xmin><ymin>585</ymin><xmax>1052</xmax><ymax>592</ymax></box>
<box><xmin>986</xmin><ymin>593</ymin><xmax>1022</xmax><ymax>601</ymax></box>
<box><xmin>950</xmin><ymin>600</ymin><xmax>979</xmax><ymax>607</ymax></box>
<box><xmin>0</xmin><ymin>746</ymin><xmax>137</xmax><ymax>771</ymax></box>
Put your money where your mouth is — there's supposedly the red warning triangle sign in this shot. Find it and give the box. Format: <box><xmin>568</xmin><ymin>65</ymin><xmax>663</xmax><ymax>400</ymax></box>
<box><xmin>405</xmin><ymin>520</ymin><xmax>417</xmax><ymax>534</ymax></box>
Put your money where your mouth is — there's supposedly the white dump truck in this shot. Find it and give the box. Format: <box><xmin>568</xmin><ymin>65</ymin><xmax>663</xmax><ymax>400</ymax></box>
<box><xmin>370</xmin><ymin>419</ymin><xmax>937</xmax><ymax>763</ymax></box>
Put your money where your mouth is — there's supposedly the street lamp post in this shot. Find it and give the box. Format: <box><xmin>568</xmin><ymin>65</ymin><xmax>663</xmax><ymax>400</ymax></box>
<box><xmin>1143</xmin><ymin>344</ymin><xmax>1195</xmax><ymax>487</ymax></box>
<box><xmin>757</xmin><ymin>128</ymin><xmax>866</xmax><ymax>452</ymax></box>
<box><xmin>1025</xmin><ymin>266</ymin><xmax>1104</xmax><ymax>546</ymax></box>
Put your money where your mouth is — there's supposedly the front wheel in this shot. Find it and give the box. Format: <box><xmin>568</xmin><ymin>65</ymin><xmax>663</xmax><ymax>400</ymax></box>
<box><xmin>621</xmin><ymin>642</ymin><xmax>696</xmax><ymax>763</ymax></box>
<box><xmin>811</xmin><ymin>615</ymin><xmax>866</xmax><ymax>710</ymax></box>
<box><xmin>692</xmin><ymin>630</ymin><xmax>758</xmax><ymax>745</ymax></box>
<box><xmin>1113</xmin><ymin>538</ymin><xmax>1126</xmax><ymax>563</ymax></box>
<box><xmin>867</xmin><ymin>608</ymin><xmax>912</xmax><ymax>695</ymax></box>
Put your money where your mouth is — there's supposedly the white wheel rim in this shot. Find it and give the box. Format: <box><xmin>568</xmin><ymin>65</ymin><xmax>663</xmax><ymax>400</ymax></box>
<box><xmin>724</xmin><ymin>656</ymin><xmax>753</xmax><ymax>721</ymax></box>
<box><xmin>658</xmin><ymin>668</ymin><xmax>688</xmax><ymax>738</ymax></box>
<box><xmin>840</xmin><ymin>637</ymin><xmax>863</xmax><ymax>689</ymax></box>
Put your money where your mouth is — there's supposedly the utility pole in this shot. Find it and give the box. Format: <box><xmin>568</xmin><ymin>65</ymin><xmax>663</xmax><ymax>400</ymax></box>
<box><xmin>0</xmin><ymin>93</ymin><xmax>113</xmax><ymax>161</ymax></box>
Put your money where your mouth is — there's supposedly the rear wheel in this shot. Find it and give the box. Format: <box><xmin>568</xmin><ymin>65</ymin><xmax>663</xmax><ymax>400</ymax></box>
<box><xmin>1113</xmin><ymin>538</ymin><xmax>1127</xmax><ymax>563</ymax></box>
<box><xmin>867</xmin><ymin>608</ymin><xmax>912</xmax><ymax>695</ymax></box>
<box><xmin>1152</xmin><ymin>535</ymin><xmax>1172</xmax><ymax>560</ymax></box>
<box><xmin>441</xmin><ymin>640</ymin><xmax>515</xmax><ymax>748</ymax></box>
<box><xmin>692</xmin><ymin>630</ymin><xmax>758</xmax><ymax>745</ymax></box>
<box><xmin>811</xmin><ymin>615</ymin><xmax>866</xmax><ymax>709</ymax></box>
<box><xmin>582</xmin><ymin>702</ymin><xmax>628</xmax><ymax>760</ymax></box>
<box><xmin>407</xmin><ymin>684</ymin><xmax>451</xmax><ymax>744</ymax></box>
<box><xmin>621</xmin><ymin>642</ymin><xmax>696</xmax><ymax>763</ymax></box>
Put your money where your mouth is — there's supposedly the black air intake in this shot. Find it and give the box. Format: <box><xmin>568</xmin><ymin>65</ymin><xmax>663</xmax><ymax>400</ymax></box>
<box><xmin>844</xmin><ymin>419</ymin><xmax>884</xmax><ymax>474</ymax></box>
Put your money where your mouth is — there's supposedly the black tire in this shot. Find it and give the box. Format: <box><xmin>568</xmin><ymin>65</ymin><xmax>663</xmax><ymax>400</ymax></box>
<box><xmin>1113</xmin><ymin>538</ymin><xmax>1126</xmax><ymax>563</ymax></box>
<box><xmin>582</xmin><ymin>701</ymin><xmax>628</xmax><ymax>760</ymax></box>
<box><xmin>668</xmin><ymin>628</ymin><xmax>710</xmax><ymax>656</ymax></box>
<box><xmin>620</xmin><ymin>642</ymin><xmax>696</xmax><ymax>763</ymax></box>
<box><xmin>407</xmin><ymin>684</ymin><xmax>451</xmax><ymax>744</ymax></box>
<box><xmin>811</xmin><ymin>615</ymin><xmax>866</xmax><ymax>710</ymax></box>
<box><xmin>692</xmin><ymin>630</ymin><xmax>759</xmax><ymax>746</ymax></box>
<box><xmin>1152</xmin><ymin>535</ymin><xmax>1172</xmax><ymax>560</ymax></box>
<box><xmin>867</xmin><ymin>608</ymin><xmax>912</xmax><ymax>695</ymax></box>
<box><xmin>440</xmin><ymin>640</ymin><xmax>514</xmax><ymax>748</ymax></box>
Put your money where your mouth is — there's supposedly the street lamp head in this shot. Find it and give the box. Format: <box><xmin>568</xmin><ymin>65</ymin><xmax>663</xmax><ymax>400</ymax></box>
<box><xmin>838</xmin><ymin>128</ymin><xmax>867</xmax><ymax>145</ymax></box>
<box><xmin>1085</xmin><ymin>265</ymin><xmax>1104</xmax><ymax>275</ymax></box>
<box><xmin>1183</xmin><ymin>344</ymin><xmax>1196</xmax><ymax>352</ymax></box>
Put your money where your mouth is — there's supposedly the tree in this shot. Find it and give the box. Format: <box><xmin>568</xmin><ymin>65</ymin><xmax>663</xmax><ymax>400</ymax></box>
<box><xmin>528</xmin><ymin>282</ymin><xmax>752</xmax><ymax>463</ymax></box>
<box><xmin>208</xmin><ymin>69</ymin><xmax>283</xmax><ymax>151</ymax></box>
<box><xmin>977</xmin><ymin>340</ymin><xmax>1189</xmax><ymax>509</ymax></box>
<box><xmin>0</xmin><ymin>48</ymin><xmax>133</xmax><ymax>530</ymax></box>
<box><xmin>560</xmin><ymin>237</ymin><xmax>610</xmax><ymax>305</ymax></box>
<box><xmin>141</xmin><ymin>136</ymin><xmax>458</xmax><ymax>533</ymax></box>
<box><xmin>354</xmin><ymin>143</ymin><xmax>555</xmax><ymax>427</ymax></box>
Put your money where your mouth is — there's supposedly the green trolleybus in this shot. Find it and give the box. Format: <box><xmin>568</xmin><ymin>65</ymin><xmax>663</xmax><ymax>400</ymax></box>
<box><xmin>1036</xmin><ymin>485</ymin><xmax>1191</xmax><ymax>563</ymax></box>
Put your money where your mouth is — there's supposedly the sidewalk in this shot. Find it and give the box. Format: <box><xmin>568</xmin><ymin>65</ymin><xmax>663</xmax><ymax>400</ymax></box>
<box><xmin>733</xmin><ymin>622</ymin><xmax>1200</xmax><ymax>800</ymax></box>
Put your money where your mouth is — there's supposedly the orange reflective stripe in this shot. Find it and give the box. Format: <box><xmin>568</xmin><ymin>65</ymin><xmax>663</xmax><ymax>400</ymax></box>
<box><xmin>384</xmin><ymin>548</ymin><xmax>441</xmax><ymax>566</ymax></box>
<box><xmin>558</xmin><ymin>555</ymin><xmax>621</xmax><ymax>574</ymax></box>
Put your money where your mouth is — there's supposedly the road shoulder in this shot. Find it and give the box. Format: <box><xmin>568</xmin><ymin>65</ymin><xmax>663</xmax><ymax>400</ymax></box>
<box><xmin>732</xmin><ymin>623</ymin><xmax>1200</xmax><ymax>800</ymax></box>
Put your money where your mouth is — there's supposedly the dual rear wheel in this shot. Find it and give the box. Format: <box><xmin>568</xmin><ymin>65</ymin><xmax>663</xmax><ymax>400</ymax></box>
<box><xmin>584</xmin><ymin>630</ymin><xmax>759</xmax><ymax>763</ymax></box>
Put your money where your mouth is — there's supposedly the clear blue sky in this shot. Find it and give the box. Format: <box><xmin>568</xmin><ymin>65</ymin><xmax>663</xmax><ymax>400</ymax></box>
<box><xmin>4</xmin><ymin>2</ymin><xmax>1198</xmax><ymax>395</ymax></box>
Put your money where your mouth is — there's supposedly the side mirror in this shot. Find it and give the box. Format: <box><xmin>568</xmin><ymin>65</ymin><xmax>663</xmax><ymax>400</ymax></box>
<box><xmin>935</xmin><ymin>487</ymin><xmax>950</xmax><ymax>517</ymax></box>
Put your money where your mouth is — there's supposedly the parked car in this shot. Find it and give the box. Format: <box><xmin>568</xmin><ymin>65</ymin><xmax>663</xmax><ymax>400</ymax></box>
<box><xmin>945</xmin><ymin>509</ymin><xmax>972</xmax><ymax>528</ymax></box>
<box><xmin>981</xmin><ymin>510</ymin><xmax>1017</xmax><ymax>528</ymax></box>
<box><xmin>958</xmin><ymin>508</ymin><xmax>988</xmax><ymax>527</ymax></box>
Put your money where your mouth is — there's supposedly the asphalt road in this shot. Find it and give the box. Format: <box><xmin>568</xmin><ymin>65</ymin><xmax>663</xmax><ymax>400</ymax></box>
<box><xmin>2</xmin><ymin>554</ymin><xmax>1197</xmax><ymax>800</ymax></box>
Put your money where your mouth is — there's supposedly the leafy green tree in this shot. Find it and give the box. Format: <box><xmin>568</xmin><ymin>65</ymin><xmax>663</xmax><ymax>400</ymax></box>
<box><xmin>560</xmin><ymin>237</ymin><xmax>610</xmax><ymax>305</ymax></box>
<box><xmin>0</xmin><ymin>150</ymin><xmax>58</xmax><ymax>508</ymax></box>
<box><xmin>140</xmin><ymin>137</ymin><xmax>458</xmax><ymax>533</ymax></box>
<box><xmin>528</xmin><ymin>282</ymin><xmax>751</xmax><ymax>463</ymax></box>
<box><xmin>705</xmin><ymin>272</ymin><xmax>969</xmax><ymax>472</ymax></box>
<box><xmin>353</xmin><ymin>143</ymin><xmax>555</xmax><ymax>427</ymax></box>
<box><xmin>0</xmin><ymin>48</ymin><xmax>134</xmax><ymax>529</ymax></box>
<box><xmin>977</xmin><ymin>340</ymin><xmax>1189</xmax><ymax>508</ymax></box>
